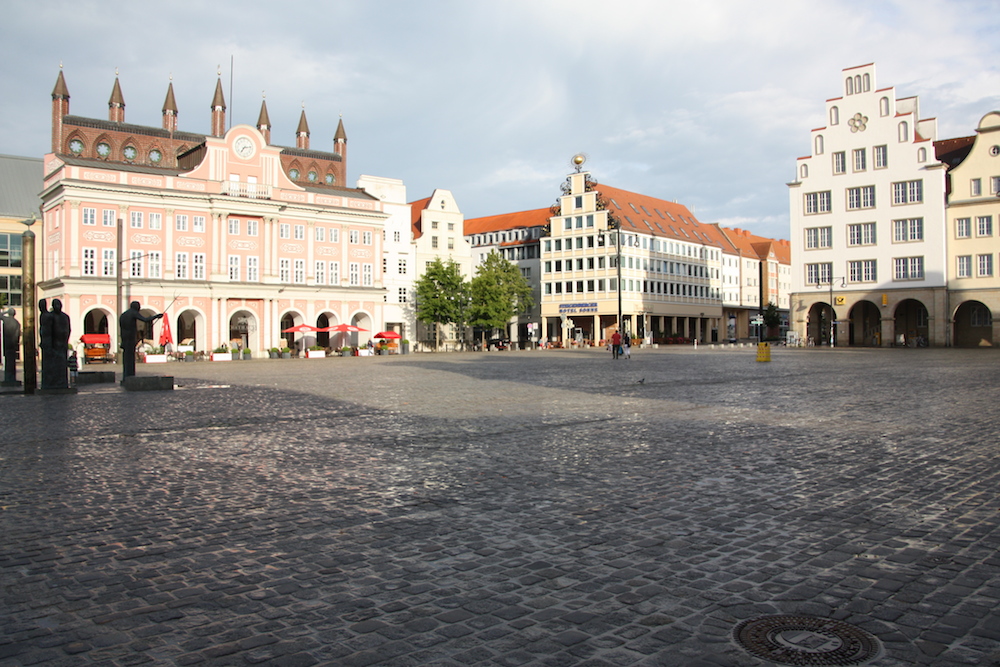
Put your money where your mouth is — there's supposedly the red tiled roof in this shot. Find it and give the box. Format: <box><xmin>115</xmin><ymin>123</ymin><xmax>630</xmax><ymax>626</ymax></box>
<box><xmin>716</xmin><ymin>227</ymin><xmax>791</xmax><ymax>264</ymax></box>
<box><xmin>464</xmin><ymin>208</ymin><xmax>550</xmax><ymax>235</ymax></box>
<box><xmin>595</xmin><ymin>184</ymin><xmax>730</xmax><ymax>248</ymax></box>
<box><xmin>408</xmin><ymin>196</ymin><xmax>432</xmax><ymax>239</ymax></box>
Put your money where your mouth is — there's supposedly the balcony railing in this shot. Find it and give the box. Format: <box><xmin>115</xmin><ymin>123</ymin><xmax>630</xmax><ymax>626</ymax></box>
<box><xmin>222</xmin><ymin>181</ymin><xmax>271</xmax><ymax>199</ymax></box>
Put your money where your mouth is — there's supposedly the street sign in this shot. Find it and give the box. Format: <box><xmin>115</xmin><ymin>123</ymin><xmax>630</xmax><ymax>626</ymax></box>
<box><xmin>751</xmin><ymin>317</ymin><xmax>764</xmax><ymax>326</ymax></box>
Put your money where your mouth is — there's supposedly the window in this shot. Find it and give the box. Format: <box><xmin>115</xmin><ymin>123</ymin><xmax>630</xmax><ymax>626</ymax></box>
<box><xmin>848</xmin><ymin>260</ymin><xmax>877</xmax><ymax>283</ymax></box>
<box><xmin>431</xmin><ymin>236</ymin><xmax>438</xmax><ymax>249</ymax></box>
<box><xmin>362</xmin><ymin>231</ymin><xmax>372</xmax><ymax>245</ymax></box>
<box><xmin>847</xmin><ymin>186</ymin><xmax>876</xmax><ymax>210</ymax></box>
<box><xmin>806</xmin><ymin>262</ymin><xmax>832</xmax><ymax>285</ymax></box>
<box><xmin>82</xmin><ymin>248</ymin><xmax>96</xmax><ymax>275</ymax></box>
<box><xmin>956</xmin><ymin>218</ymin><xmax>971</xmax><ymax>238</ymax></box>
<box><xmin>247</xmin><ymin>256</ymin><xmax>258</xmax><ymax>282</ymax></box>
<box><xmin>330</xmin><ymin>228</ymin><xmax>339</xmax><ymax>243</ymax></box>
<box><xmin>893</xmin><ymin>256</ymin><xmax>924</xmax><ymax>280</ymax></box>
<box><xmin>247</xmin><ymin>219</ymin><xmax>258</xmax><ymax>237</ymax></box>
<box><xmin>279</xmin><ymin>223</ymin><xmax>290</xmax><ymax>239</ymax></box>
<box><xmin>971</xmin><ymin>179</ymin><xmax>982</xmax><ymax>196</ymax></box>
<box><xmin>294</xmin><ymin>225</ymin><xmax>305</xmax><ymax>240</ymax></box>
<box><xmin>805</xmin><ymin>227</ymin><xmax>832</xmax><ymax>249</ymax></box>
<box><xmin>892</xmin><ymin>180</ymin><xmax>923</xmax><ymax>205</ymax></box>
<box><xmin>130</xmin><ymin>250</ymin><xmax>143</xmax><ymax>278</ymax></box>
<box><xmin>148</xmin><ymin>251</ymin><xmax>161</xmax><ymax>279</ymax></box>
<box><xmin>993</xmin><ymin>176</ymin><xmax>1000</xmax><ymax>195</ymax></box>
<box><xmin>193</xmin><ymin>254</ymin><xmax>205</xmax><ymax>280</ymax></box>
<box><xmin>315</xmin><ymin>260</ymin><xmax>326</xmax><ymax>285</ymax></box>
<box><xmin>329</xmin><ymin>261</ymin><xmax>340</xmax><ymax>284</ymax></box>
<box><xmin>148</xmin><ymin>213</ymin><xmax>162</xmax><ymax>230</ymax></box>
<box><xmin>448</xmin><ymin>238</ymin><xmax>454</xmax><ymax>250</ymax></box>
<box><xmin>99</xmin><ymin>248</ymin><xmax>115</xmax><ymax>277</ymax></box>
<box><xmin>979</xmin><ymin>254</ymin><xmax>994</xmax><ymax>277</ymax></box>
<box><xmin>176</xmin><ymin>214</ymin><xmax>188</xmax><ymax>232</ymax></box>
<box><xmin>957</xmin><ymin>255</ymin><xmax>972</xmax><ymax>278</ymax></box>
<box><xmin>853</xmin><ymin>148</ymin><xmax>866</xmax><ymax>171</ymax></box>
<box><xmin>82</xmin><ymin>207</ymin><xmax>96</xmax><ymax>226</ymax></box>
<box><xmin>971</xmin><ymin>304</ymin><xmax>993</xmax><ymax>327</ymax></box>
<box><xmin>294</xmin><ymin>259</ymin><xmax>305</xmax><ymax>284</ymax></box>
<box><xmin>349</xmin><ymin>230</ymin><xmax>359</xmax><ymax>244</ymax></box>
<box><xmin>879</xmin><ymin>97</ymin><xmax>890</xmax><ymax>116</ymax></box>
<box><xmin>0</xmin><ymin>275</ymin><xmax>21</xmax><ymax>307</ymax></box>
<box><xmin>229</xmin><ymin>218</ymin><xmax>240</xmax><ymax>236</ymax></box>
<box><xmin>847</xmin><ymin>222</ymin><xmax>876</xmax><ymax>246</ymax></box>
<box><xmin>315</xmin><ymin>226</ymin><xmax>325</xmax><ymax>242</ymax></box>
<box><xmin>349</xmin><ymin>262</ymin><xmax>359</xmax><ymax>286</ymax></box>
<box><xmin>830</xmin><ymin>106</ymin><xmax>839</xmax><ymax>125</ymax></box>
<box><xmin>815</xmin><ymin>135</ymin><xmax>824</xmax><ymax>155</ymax></box>
<box><xmin>228</xmin><ymin>255</ymin><xmax>240</xmax><ymax>281</ymax></box>
<box><xmin>193</xmin><ymin>216</ymin><xmax>206</xmax><ymax>233</ymax></box>
<box><xmin>893</xmin><ymin>218</ymin><xmax>924</xmax><ymax>242</ymax></box>
<box><xmin>874</xmin><ymin>145</ymin><xmax>887</xmax><ymax>169</ymax></box>
<box><xmin>398</xmin><ymin>287</ymin><xmax>407</xmax><ymax>303</ymax></box>
<box><xmin>398</xmin><ymin>259</ymin><xmax>406</xmax><ymax>274</ymax></box>
<box><xmin>805</xmin><ymin>191</ymin><xmax>831</xmax><ymax>214</ymax></box>
<box><xmin>279</xmin><ymin>258</ymin><xmax>290</xmax><ymax>282</ymax></box>
<box><xmin>833</xmin><ymin>152</ymin><xmax>846</xmax><ymax>174</ymax></box>
<box><xmin>175</xmin><ymin>252</ymin><xmax>188</xmax><ymax>279</ymax></box>
<box><xmin>898</xmin><ymin>121</ymin><xmax>909</xmax><ymax>142</ymax></box>
<box><xmin>977</xmin><ymin>216</ymin><xmax>993</xmax><ymax>237</ymax></box>
<box><xmin>362</xmin><ymin>263</ymin><xmax>373</xmax><ymax>286</ymax></box>
<box><xmin>102</xmin><ymin>209</ymin><xmax>116</xmax><ymax>227</ymax></box>
<box><xmin>130</xmin><ymin>211</ymin><xmax>143</xmax><ymax>228</ymax></box>
<box><xmin>393</xmin><ymin>230</ymin><xmax>401</xmax><ymax>242</ymax></box>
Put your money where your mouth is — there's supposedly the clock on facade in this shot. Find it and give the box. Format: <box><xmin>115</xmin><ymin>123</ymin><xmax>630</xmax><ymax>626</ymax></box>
<box><xmin>234</xmin><ymin>136</ymin><xmax>255</xmax><ymax>159</ymax></box>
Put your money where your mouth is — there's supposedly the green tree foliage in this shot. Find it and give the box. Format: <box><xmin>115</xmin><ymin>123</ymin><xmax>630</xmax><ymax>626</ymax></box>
<box><xmin>468</xmin><ymin>251</ymin><xmax>534</xmax><ymax>347</ymax></box>
<box><xmin>415</xmin><ymin>258</ymin><xmax>469</xmax><ymax>350</ymax></box>
<box><xmin>762</xmin><ymin>302</ymin><xmax>782</xmax><ymax>339</ymax></box>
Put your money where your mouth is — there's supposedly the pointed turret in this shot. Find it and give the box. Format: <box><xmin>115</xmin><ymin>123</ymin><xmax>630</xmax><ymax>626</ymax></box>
<box><xmin>334</xmin><ymin>115</ymin><xmax>347</xmax><ymax>158</ymax></box>
<box><xmin>51</xmin><ymin>68</ymin><xmax>70</xmax><ymax>154</ymax></box>
<box><xmin>257</xmin><ymin>97</ymin><xmax>271</xmax><ymax>145</ymax></box>
<box><xmin>296</xmin><ymin>108</ymin><xmax>310</xmax><ymax>150</ymax></box>
<box><xmin>162</xmin><ymin>80</ymin><xmax>178</xmax><ymax>132</ymax></box>
<box><xmin>210</xmin><ymin>77</ymin><xmax>226</xmax><ymax>137</ymax></box>
<box><xmin>109</xmin><ymin>76</ymin><xmax>125</xmax><ymax>123</ymax></box>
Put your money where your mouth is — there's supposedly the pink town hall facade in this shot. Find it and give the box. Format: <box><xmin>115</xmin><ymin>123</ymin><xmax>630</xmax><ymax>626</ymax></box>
<box><xmin>40</xmin><ymin>69</ymin><xmax>388</xmax><ymax>354</ymax></box>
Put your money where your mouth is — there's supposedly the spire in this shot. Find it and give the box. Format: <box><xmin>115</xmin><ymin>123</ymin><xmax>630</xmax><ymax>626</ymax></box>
<box><xmin>108</xmin><ymin>71</ymin><xmax>125</xmax><ymax>123</ymax></box>
<box><xmin>210</xmin><ymin>71</ymin><xmax>226</xmax><ymax>137</ymax></box>
<box><xmin>162</xmin><ymin>78</ymin><xmax>178</xmax><ymax>132</ymax></box>
<box><xmin>256</xmin><ymin>94</ymin><xmax>271</xmax><ymax>145</ymax></box>
<box><xmin>51</xmin><ymin>66</ymin><xmax>70</xmax><ymax>154</ymax></box>
<box><xmin>334</xmin><ymin>116</ymin><xmax>347</xmax><ymax>143</ymax></box>
<box><xmin>296</xmin><ymin>105</ymin><xmax>310</xmax><ymax>150</ymax></box>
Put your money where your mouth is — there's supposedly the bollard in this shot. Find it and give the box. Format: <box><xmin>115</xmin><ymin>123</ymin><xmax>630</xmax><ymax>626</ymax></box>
<box><xmin>756</xmin><ymin>341</ymin><xmax>771</xmax><ymax>362</ymax></box>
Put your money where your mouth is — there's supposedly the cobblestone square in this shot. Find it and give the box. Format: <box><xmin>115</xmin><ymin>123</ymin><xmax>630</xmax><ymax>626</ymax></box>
<box><xmin>2</xmin><ymin>347</ymin><xmax>999</xmax><ymax>666</ymax></box>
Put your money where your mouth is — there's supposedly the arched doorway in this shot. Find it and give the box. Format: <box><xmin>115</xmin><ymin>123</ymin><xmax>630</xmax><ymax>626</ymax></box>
<box><xmin>351</xmin><ymin>312</ymin><xmax>373</xmax><ymax>347</ymax></box>
<box><xmin>229</xmin><ymin>310</ymin><xmax>257</xmax><ymax>352</ymax></box>
<box><xmin>177</xmin><ymin>309</ymin><xmax>202</xmax><ymax>350</ymax></box>
<box><xmin>316</xmin><ymin>312</ymin><xmax>331</xmax><ymax>348</ymax></box>
<box><xmin>83</xmin><ymin>308</ymin><xmax>110</xmax><ymax>334</ymax></box>
<box><xmin>848</xmin><ymin>300</ymin><xmax>881</xmax><ymax>346</ymax></box>
<box><xmin>807</xmin><ymin>302</ymin><xmax>835</xmax><ymax>346</ymax></box>
<box><xmin>894</xmin><ymin>299</ymin><xmax>928</xmax><ymax>346</ymax></box>
<box><xmin>953</xmin><ymin>301</ymin><xmax>993</xmax><ymax>347</ymax></box>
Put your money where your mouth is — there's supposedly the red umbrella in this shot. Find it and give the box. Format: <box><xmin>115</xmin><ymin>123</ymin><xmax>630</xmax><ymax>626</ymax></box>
<box><xmin>159</xmin><ymin>316</ymin><xmax>174</xmax><ymax>347</ymax></box>
<box><xmin>282</xmin><ymin>324</ymin><xmax>320</xmax><ymax>333</ymax></box>
<box><xmin>322</xmin><ymin>324</ymin><xmax>368</xmax><ymax>333</ymax></box>
<box><xmin>374</xmin><ymin>331</ymin><xmax>401</xmax><ymax>339</ymax></box>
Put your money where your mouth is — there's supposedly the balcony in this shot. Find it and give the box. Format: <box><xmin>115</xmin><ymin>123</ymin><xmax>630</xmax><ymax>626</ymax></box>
<box><xmin>222</xmin><ymin>181</ymin><xmax>271</xmax><ymax>200</ymax></box>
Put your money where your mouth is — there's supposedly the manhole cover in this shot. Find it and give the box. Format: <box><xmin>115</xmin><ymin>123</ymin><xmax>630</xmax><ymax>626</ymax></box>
<box><xmin>733</xmin><ymin>615</ymin><xmax>882</xmax><ymax>666</ymax></box>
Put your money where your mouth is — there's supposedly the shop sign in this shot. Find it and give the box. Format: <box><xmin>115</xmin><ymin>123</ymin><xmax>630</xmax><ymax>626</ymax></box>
<box><xmin>559</xmin><ymin>302</ymin><xmax>598</xmax><ymax>314</ymax></box>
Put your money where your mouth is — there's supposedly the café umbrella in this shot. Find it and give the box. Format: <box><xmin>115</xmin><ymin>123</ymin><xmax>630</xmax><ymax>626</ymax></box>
<box><xmin>158</xmin><ymin>316</ymin><xmax>173</xmax><ymax>347</ymax></box>
<box><xmin>374</xmin><ymin>331</ymin><xmax>401</xmax><ymax>339</ymax></box>
<box><xmin>321</xmin><ymin>323</ymin><xmax>367</xmax><ymax>349</ymax></box>
<box><xmin>281</xmin><ymin>324</ymin><xmax>320</xmax><ymax>352</ymax></box>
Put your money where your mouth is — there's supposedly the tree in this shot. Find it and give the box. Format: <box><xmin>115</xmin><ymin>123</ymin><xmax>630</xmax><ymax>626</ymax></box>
<box><xmin>762</xmin><ymin>302</ymin><xmax>782</xmax><ymax>340</ymax></box>
<box><xmin>415</xmin><ymin>258</ymin><xmax>469</xmax><ymax>350</ymax></box>
<box><xmin>467</xmin><ymin>251</ymin><xmax>534</xmax><ymax>349</ymax></box>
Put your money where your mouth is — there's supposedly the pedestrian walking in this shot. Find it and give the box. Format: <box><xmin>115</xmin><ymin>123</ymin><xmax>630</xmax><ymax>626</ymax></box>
<box><xmin>611</xmin><ymin>330</ymin><xmax>621</xmax><ymax>360</ymax></box>
<box><xmin>68</xmin><ymin>350</ymin><xmax>78</xmax><ymax>386</ymax></box>
<box><xmin>623</xmin><ymin>333</ymin><xmax>631</xmax><ymax>359</ymax></box>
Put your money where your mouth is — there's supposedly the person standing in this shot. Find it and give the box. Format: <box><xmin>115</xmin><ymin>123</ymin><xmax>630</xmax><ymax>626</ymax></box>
<box><xmin>623</xmin><ymin>332</ymin><xmax>631</xmax><ymax>360</ymax></box>
<box><xmin>611</xmin><ymin>329</ymin><xmax>621</xmax><ymax>360</ymax></box>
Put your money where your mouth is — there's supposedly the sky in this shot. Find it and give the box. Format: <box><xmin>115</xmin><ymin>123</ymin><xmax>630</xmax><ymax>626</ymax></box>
<box><xmin>2</xmin><ymin>0</ymin><xmax>999</xmax><ymax>241</ymax></box>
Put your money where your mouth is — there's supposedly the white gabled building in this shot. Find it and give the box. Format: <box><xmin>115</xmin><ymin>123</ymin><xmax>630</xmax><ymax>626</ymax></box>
<box><xmin>789</xmin><ymin>63</ymin><xmax>948</xmax><ymax>347</ymax></box>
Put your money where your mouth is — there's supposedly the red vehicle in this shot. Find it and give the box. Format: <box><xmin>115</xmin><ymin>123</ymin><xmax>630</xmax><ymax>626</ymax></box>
<box><xmin>81</xmin><ymin>333</ymin><xmax>114</xmax><ymax>364</ymax></box>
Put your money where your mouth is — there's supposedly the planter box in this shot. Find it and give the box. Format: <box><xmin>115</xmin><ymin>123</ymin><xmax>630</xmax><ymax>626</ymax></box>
<box><xmin>281</xmin><ymin>352</ymin><xmax>291</xmax><ymax>359</ymax></box>
<box><xmin>211</xmin><ymin>352</ymin><xmax>232</xmax><ymax>362</ymax></box>
<box><xmin>306</xmin><ymin>350</ymin><xmax>325</xmax><ymax>358</ymax></box>
<box><xmin>143</xmin><ymin>354</ymin><xmax>168</xmax><ymax>364</ymax></box>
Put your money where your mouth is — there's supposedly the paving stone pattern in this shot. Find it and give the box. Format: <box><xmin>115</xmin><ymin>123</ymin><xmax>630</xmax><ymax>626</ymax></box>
<box><xmin>1</xmin><ymin>347</ymin><xmax>999</xmax><ymax>666</ymax></box>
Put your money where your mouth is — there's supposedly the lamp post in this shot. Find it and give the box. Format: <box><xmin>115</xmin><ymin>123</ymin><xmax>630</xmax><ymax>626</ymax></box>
<box><xmin>20</xmin><ymin>215</ymin><xmax>36</xmax><ymax>394</ymax></box>
<box><xmin>815</xmin><ymin>276</ymin><xmax>846</xmax><ymax>347</ymax></box>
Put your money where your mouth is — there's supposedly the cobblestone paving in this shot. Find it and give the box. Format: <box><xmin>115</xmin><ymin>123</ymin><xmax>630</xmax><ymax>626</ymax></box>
<box><xmin>2</xmin><ymin>347</ymin><xmax>999</xmax><ymax>666</ymax></box>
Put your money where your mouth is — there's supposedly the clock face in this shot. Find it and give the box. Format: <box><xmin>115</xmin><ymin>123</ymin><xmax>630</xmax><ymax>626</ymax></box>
<box><xmin>123</xmin><ymin>146</ymin><xmax>137</xmax><ymax>160</ymax></box>
<box><xmin>234</xmin><ymin>136</ymin><xmax>255</xmax><ymax>159</ymax></box>
<box><xmin>96</xmin><ymin>142</ymin><xmax>111</xmax><ymax>157</ymax></box>
<box><xmin>69</xmin><ymin>139</ymin><xmax>84</xmax><ymax>154</ymax></box>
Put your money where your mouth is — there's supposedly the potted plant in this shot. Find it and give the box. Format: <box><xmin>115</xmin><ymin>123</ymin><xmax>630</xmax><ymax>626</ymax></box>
<box><xmin>400</xmin><ymin>339</ymin><xmax>410</xmax><ymax>355</ymax></box>
<box><xmin>145</xmin><ymin>345</ymin><xmax>168</xmax><ymax>364</ymax></box>
<box><xmin>212</xmin><ymin>345</ymin><xmax>232</xmax><ymax>362</ymax></box>
<box><xmin>307</xmin><ymin>344</ymin><xmax>325</xmax><ymax>359</ymax></box>
<box><xmin>185</xmin><ymin>350</ymin><xmax>195</xmax><ymax>362</ymax></box>
<box><xmin>242</xmin><ymin>349</ymin><xmax>252</xmax><ymax>360</ymax></box>
<box><xmin>269</xmin><ymin>347</ymin><xmax>279</xmax><ymax>359</ymax></box>
<box><xmin>281</xmin><ymin>347</ymin><xmax>291</xmax><ymax>359</ymax></box>
<box><xmin>340</xmin><ymin>345</ymin><xmax>353</xmax><ymax>358</ymax></box>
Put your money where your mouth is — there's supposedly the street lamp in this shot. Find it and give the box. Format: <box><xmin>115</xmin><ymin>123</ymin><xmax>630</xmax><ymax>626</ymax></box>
<box><xmin>815</xmin><ymin>276</ymin><xmax>846</xmax><ymax>347</ymax></box>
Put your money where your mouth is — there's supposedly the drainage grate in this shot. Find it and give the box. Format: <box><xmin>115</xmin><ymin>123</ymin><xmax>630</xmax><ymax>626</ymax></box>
<box><xmin>733</xmin><ymin>615</ymin><xmax>883</xmax><ymax>666</ymax></box>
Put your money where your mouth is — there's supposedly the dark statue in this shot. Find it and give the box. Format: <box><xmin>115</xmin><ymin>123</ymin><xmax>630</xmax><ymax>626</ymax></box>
<box><xmin>1</xmin><ymin>308</ymin><xmax>20</xmax><ymax>384</ymax></box>
<box><xmin>39</xmin><ymin>298</ymin><xmax>71</xmax><ymax>390</ymax></box>
<box><xmin>120</xmin><ymin>301</ymin><xmax>162</xmax><ymax>379</ymax></box>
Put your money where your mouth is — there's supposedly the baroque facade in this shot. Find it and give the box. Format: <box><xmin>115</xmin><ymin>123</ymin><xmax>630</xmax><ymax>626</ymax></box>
<box><xmin>40</xmin><ymin>69</ymin><xmax>390</xmax><ymax>355</ymax></box>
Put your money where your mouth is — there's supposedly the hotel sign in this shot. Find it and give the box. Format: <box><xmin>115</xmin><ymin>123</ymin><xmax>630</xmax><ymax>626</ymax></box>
<box><xmin>559</xmin><ymin>302</ymin><xmax>598</xmax><ymax>314</ymax></box>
